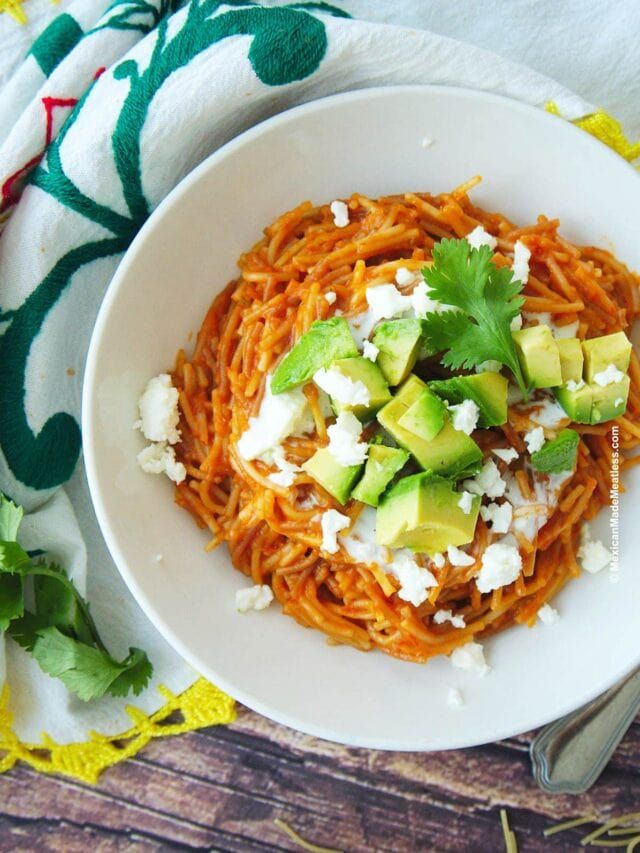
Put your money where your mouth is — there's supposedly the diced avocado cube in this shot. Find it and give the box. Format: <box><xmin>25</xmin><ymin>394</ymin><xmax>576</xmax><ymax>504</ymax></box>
<box><xmin>554</xmin><ymin>383</ymin><xmax>593</xmax><ymax>424</ymax></box>
<box><xmin>557</xmin><ymin>338</ymin><xmax>584</xmax><ymax>384</ymax></box>
<box><xmin>397</xmin><ymin>388</ymin><xmax>447</xmax><ymax>441</ymax></box>
<box><xmin>530</xmin><ymin>428</ymin><xmax>580</xmax><ymax>473</ymax></box>
<box><xmin>590</xmin><ymin>375</ymin><xmax>630</xmax><ymax>424</ymax></box>
<box><xmin>301</xmin><ymin>447</ymin><xmax>363</xmax><ymax>505</ymax></box>
<box><xmin>376</xmin><ymin>473</ymin><xmax>480</xmax><ymax>553</ymax></box>
<box><xmin>372</xmin><ymin>319</ymin><xmax>425</xmax><ymax>386</ymax></box>
<box><xmin>377</xmin><ymin>375</ymin><xmax>483</xmax><ymax>478</ymax></box>
<box><xmin>352</xmin><ymin>445</ymin><xmax>409</xmax><ymax>507</ymax></box>
<box><xmin>331</xmin><ymin>356</ymin><xmax>392</xmax><ymax>421</ymax></box>
<box><xmin>512</xmin><ymin>324</ymin><xmax>562</xmax><ymax>388</ymax></box>
<box><xmin>429</xmin><ymin>372</ymin><xmax>508</xmax><ymax>427</ymax></box>
<box><xmin>582</xmin><ymin>332</ymin><xmax>632</xmax><ymax>383</ymax></box>
<box><xmin>271</xmin><ymin>318</ymin><xmax>357</xmax><ymax>394</ymax></box>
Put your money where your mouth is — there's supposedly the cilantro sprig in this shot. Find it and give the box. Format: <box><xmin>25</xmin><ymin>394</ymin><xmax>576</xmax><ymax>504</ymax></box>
<box><xmin>421</xmin><ymin>238</ymin><xmax>528</xmax><ymax>396</ymax></box>
<box><xmin>0</xmin><ymin>495</ymin><xmax>152</xmax><ymax>701</ymax></box>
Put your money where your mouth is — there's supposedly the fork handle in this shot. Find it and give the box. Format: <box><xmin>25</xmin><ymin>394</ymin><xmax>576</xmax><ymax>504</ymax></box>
<box><xmin>530</xmin><ymin>667</ymin><xmax>640</xmax><ymax>794</ymax></box>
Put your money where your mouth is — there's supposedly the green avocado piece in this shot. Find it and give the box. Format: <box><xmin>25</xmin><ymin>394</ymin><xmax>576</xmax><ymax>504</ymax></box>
<box><xmin>331</xmin><ymin>356</ymin><xmax>392</xmax><ymax>421</ymax></box>
<box><xmin>512</xmin><ymin>324</ymin><xmax>562</xmax><ymax>388</ymax></box>
<box><xmin>377</xmin><ymin>375</ymin><xmax>483</xmax><ymax>478</ymax></box>
<box><xmin>530</xmin><ymin>428</ymin><xmax>580</xmax><ymax>473</ymax></box>
<box><xmin>376</xmin><ymin>473</ymin><xmax>480</xmax><ymax>552</ymax></box>
<box><xmin>590</xmin><ymin>375</ymin><xmax>630</xmax><ymax>424</ymax></box>
<box><xmin>301</xmin><ymin>447</ymin><xmax>363</xmax><ymax>505</ymax></box>
<box><xmin>429</xmin><ymin>372</ymin><xmax>508</xmax><ymax>427</ymax></box>
<box><xmin>271</xmin><ymin>318</ymin><xmax>358</xmax><ymax>394</ymax></box>
<box><xmin>582</xmin><ymin>331</ymin><xmax>632</xmax><ymax>383</ymax></box>
<box><xmin>557</xmin><ymin>338</ymin><xmax>584</xmax><ymax>384</ymax></box>
<box><xmin>372</xmin><ymin>319</ymin><xmax>426</xmax><ymax>386</ymax></box>
<box><xmin>554</xmin><ymin>382</ymin><xmax>593</xmax><ymax>423</ymax></box>
<box><xmin>397</xmin><ymin>388</ymin><xmax>447</xmax><ymax>441</ymax></box>
<box><xmin>351</xmin><ymin>445</ymin><xmax>409</xmax><ymax>507</ymax></box>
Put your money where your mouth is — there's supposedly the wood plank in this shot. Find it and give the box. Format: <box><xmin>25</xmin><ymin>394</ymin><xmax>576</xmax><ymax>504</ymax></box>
<box><xmin>1</xmin><ymin>707</ymin><xmax>638</xmax><ymax>852</ymax></box>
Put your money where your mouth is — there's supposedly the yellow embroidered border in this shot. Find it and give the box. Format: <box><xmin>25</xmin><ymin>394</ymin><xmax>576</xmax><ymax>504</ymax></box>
<box><xmin>0</xmin><ymin>680</ymin><xmax>236</xmax><ymax>784</ymax></box>
<box><xmin>0</xmin><ymin>0</ymin><xmax>27</xmax><ymax>23</ymax></box>
<box><xmin>546</xmin><ymin>101</ymin><xmax>640</xmax><ymax>163</ymax></box>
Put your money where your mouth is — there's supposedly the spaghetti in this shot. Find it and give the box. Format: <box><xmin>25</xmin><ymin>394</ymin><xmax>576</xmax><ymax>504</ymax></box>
<box><xmin>170</xmin><ymin>183</ymin><xmax>640</xmax><ymax>663</ymax></box>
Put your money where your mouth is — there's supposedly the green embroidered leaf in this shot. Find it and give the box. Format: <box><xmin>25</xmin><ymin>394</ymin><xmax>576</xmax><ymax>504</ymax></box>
<box><xmin>29</xmin><ymin>14</ymin><xmax>83</xmax><ymax>77</ymax></box>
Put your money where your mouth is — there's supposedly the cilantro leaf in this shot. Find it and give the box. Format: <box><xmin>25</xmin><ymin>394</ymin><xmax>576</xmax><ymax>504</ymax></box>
<box><xmin>421</xmin><ymin>239</ymin><xmax>528</xmax><ymax>395</ymax></box>
<box><xmin>0</xmin><ymin>495</ymin><xmax>23</xmax><ymax>541</ymax></box>
<box><xmin>31</xmin><ymin>628</ymin><xmax>152</xmax><ymax>702</ymax></box>
<box><xmin>0</xmin><ymin>574</ymin><xmax>24</xmax><ymax>631</ymax></box>
<box><xmin>0</xmin><ymin>494</ymin><xmax>153</xmax><ymax>702</ymax></box>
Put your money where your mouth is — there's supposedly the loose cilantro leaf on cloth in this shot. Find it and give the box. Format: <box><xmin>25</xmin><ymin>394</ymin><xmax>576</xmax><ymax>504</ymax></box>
<box><xmin>0</xmin><ymin>493</ymin><xmax>153</xmax><ymax>701</ymax></box>
<box><xmin>421</xmin><ymin>239</ymin><xmax>528</xmax><ymax>395</ymax></box>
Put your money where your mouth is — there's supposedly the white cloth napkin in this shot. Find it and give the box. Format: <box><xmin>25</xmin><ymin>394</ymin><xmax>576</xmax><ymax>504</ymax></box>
<box><xmin>0</xmin><ymin>0</ymin><xmax>636</xmax><ymax>745</ymax></box>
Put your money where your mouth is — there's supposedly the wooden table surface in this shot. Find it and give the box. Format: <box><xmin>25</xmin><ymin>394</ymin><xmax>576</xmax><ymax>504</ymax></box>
<box><xmin>0</xmin><ymin>705</ymin><xmax>638</xmax><ymax>852</ymax></box>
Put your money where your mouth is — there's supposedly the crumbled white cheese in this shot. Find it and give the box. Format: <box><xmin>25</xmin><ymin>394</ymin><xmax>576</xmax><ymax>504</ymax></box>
<box><xmin>480</xmin><ymin>501</ymin><xmax>513</xmax><ymax>534</ymax></box>
<box><xmin>451</xmin><ymin>641</ymin><xmax>490</xmax><ymax>676</ymax></box>
<box><xmin>524</xmin><ymin>396</ymin><xmax>569</xmax><ymax>428</ymax></box>
<box><xmin>326</xmin><ymin>411</ymin><xmax>369</xmax><ymax>467</ymax></box>
<box><xmin>553</xmin><ymin>319</ymin><xmax>580</xmax><ymax>339</ymax></box>
<box><xmin>395</xmin><ymin>266</ymin><xmax>418</xmax><ymax>286</ymax></box>
<box><xmin>235</xmin><ymin>584</ymin><xmax>274</xmax><ymax>613</ymax></box>
<box><xmin>463</xmin><ymin>459</ymin><xmax>507</xmax><ymax>499</ymax></box>
<box><xmin>266</xmin><ymin>446</ymin><xmax>302</xmax><ymax>488</ymax></box>
<box><xmin>578</xmin><ymin>524</ymin><xmax>612</xmax><ymax>574</ymax></box>
<box><xmin>457</xmin><ymin>491</ymin><xmax>475</xmax><ymax>514</ymax></box>
<box><xmin>614</xmin><ymin>397</ymin><xmax>624</xmax><ymax>408</ymax></box>
<box><xmin>320</xmin><ymin>509</ymin><xmax>350</xmax><ymax>554</ymax></box>
<box><xmin>388</xmin><ymin>551</ymin><xmax>437</xmax><ymax>607</ymax></box>
<box><xmin>135</xmin><ymin>374</ymin><xmax>181</xmax><ymax>444</ymax></box>
<box><xmin>421</xmin><ymin>136</ymin><xmax>434</xmax><ymax>149</ymax></box>
<box><xmin>537</xmin><ymin>603</ymin><xmax>560</xmax><ymax>625</ymax></box>
<box><xmin>366</xmin><ymin>283</ymin><xmax>412</xmax><ymax>321</ymax></box>
<box><xmin>237</xmin><ymin>377</ymin><xmax>314</xmax><ymax>461</ymax></box>
<box><xmin>431</xmin><ymin>552</ymin><xmax>445</xmax><ymax>569</ymax></box>
<box><xmin>409</xmin><ymin>280</ymin><xmax>441</xmax><ymax>317</ymax></box>
<box><xmin>447</xmin><ymin>687</ymin><xmax>464</xmax><ymax>707</ymax></box>
<box><xmin>466</xmin><ymin>225</ymin><xmax>497</xmax><ymax>251</ymax></box>
<box><xmin>324</xmin><ymin>291</ymin><xmax>337</xmax><ymax>305</ymax></box>
<box><xmin>476</xmin><ymin>360</ymin><xmax>502</xmax><ymax>373</ymax></box>
<box><xmin>340</xmin><ymin>507</ymin><xmax>389</xmax><ymax>566</ymax></box>
<box><xmin>330</xmin><ymin>200</ymin><xmax>349</xmax><ymax>227</ymax></box>
<box><xmin>524</xmin><ymin>426</ymin><xmax>545</xmax><ymax>454</ymax></box>
<box><xmin>492</xmin><ymin>447</ymin><xmax>519</xmax><ymax>464</ymax></box>
<box><xmin>510</xmin><ymin>314</ymin><xmax>523</xmax><ymax>331</ymax></box>
<box><xmin>313</xmin><ymin>366</ymin><xmax>370</xmax><ymax>407</ymax></box>
<box><xmin>593</xmin><ymin>363</ymin><xmax>625</xmax><ymax>387</ymax></box>
<box><xmin>434</xmin><ymin>609</ymin><xmax>466</xmax><ymax>628</ymax></box>
<box><xmin>512</xmin><ymin>240</ymin><xmax>531</xmax><ymax>284</ymax></box>
<box><xmin>362</xmin><ymin>340</ymin><xmax>379</xmax><ymax>362</ymax></box>
<box><xmin>447</xmin><ymin>545</ymin><xmax>475</xmax><ymax>567</ymax></box>
<box><xmin>450</xmin><ymin>399</ymin><xmax>480</xmax><ymax>435</ymax></box>
<box><xmin>566</xmin><ymin>379</ymin><xmax>586</xmax><ymax>392</ymax></box>
<box><xmin>137</xmin><ymin>442</ymin><xmax>186</xmax><ymax>484</ymax></box>
<box><xmin>476</xmin><ymin>537</ymin><xmax>522</xmax><ymax>593</ymax></box>
<box><xmin>154</xmin><ymin>553</ymin><xmax>164</xmax><ymax>562</ymax></box>
<box><xmin>298</xmin><ymin>492</ymin><xmax>319</xmax><ymax>511</ymax></box>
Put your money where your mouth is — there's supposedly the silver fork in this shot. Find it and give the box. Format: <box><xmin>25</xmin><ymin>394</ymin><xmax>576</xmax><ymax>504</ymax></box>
<box><xmin>530</xmin><ymin>667</ymin><xmax>640</xmax><ymax>794</ymax></box>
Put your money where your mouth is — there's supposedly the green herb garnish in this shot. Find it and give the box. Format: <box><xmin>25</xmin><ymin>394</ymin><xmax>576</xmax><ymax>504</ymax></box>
<box><xmin>0</xmin><ymin>494</ymin><xmax>152</xmax><ymax>701</ymax></box>
<box><xmin>530</xmin><ymin>428</ymin><xmax>580</xmax><ymax>473</ymax></box>
<box><xmin>420</xmin><ymin>239</ymin><xmax>528</xmax><ymax>396</ymax></box>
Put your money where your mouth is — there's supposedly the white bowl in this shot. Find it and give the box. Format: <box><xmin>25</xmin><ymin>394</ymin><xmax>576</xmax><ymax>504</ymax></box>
<box><xmin>83</xmin><ymin>86</ymin><xmax>640</xmax><ymax>750</ymax></box>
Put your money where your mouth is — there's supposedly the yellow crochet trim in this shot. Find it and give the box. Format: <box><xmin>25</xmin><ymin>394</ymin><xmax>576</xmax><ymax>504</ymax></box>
<box><xmin>0</xmin><ymin>679</ymin><xmax>236</xmax><ymax>784</ymax></box>
<box><xmin>546</xmin><ymin>102</ymin><xmax>640</xmax><ymax>162</ymax></box>
<box><xmin>0</xmin><ymin>0</ymin><xmax>27</xmax><ymax>23</ymax></box>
